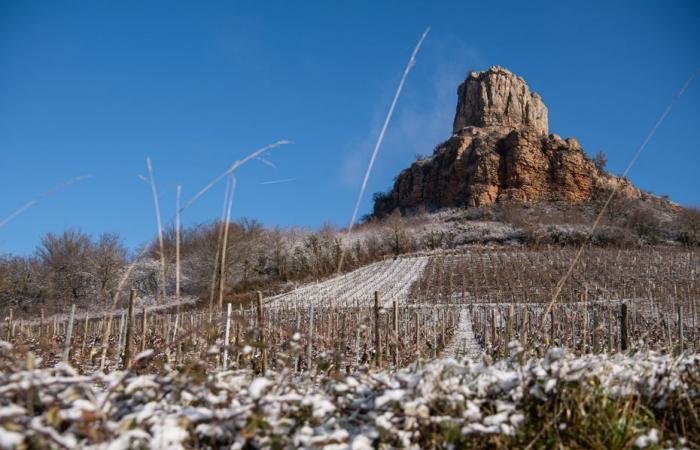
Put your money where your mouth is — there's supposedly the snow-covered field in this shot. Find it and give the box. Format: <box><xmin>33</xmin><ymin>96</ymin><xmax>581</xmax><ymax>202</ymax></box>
<box><xmin>266</xmin><ymin>256</ymin><xmax>429</xmax><ymax>309</ymax></box>
<box><xmin>0</xmin><ymin>340</ymin><xmax>695</xmax><ymax>449</ymax></box>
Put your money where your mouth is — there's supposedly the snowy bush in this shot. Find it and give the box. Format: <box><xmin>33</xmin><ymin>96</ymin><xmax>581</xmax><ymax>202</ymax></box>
<box><xmin>0</xmin><ymin>341</ymin><xmax>696</xmax><ymax>449</ymax></box>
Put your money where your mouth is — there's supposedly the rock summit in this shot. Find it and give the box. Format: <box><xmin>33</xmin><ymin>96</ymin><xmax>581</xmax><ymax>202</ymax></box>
<box><xmin>373</xmin><ymin>66</ymin><xmax>639</xmax><ymax>216</ymax></box>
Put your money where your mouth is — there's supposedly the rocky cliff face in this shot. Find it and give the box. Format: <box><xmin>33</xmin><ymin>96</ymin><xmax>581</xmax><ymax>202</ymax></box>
<box><xmin>453</xmin><ymin>66</ymin><xmax>548</xmax><ymax>135</ymax></box>
<box><xmin>373</xmin><ymin>66</ymin><xmax>639</xmax><ymax>216</ymax></box>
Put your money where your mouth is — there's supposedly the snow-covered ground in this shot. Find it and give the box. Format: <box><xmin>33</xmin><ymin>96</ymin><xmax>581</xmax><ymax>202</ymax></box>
<box><xmin>0</xmin><ymin>341</ymin><xmax>694</xmax><ymax>449</ymax></box>
<box><xmin>442</xmin><ymin>310</ymin><xmax>482</xmax><ymax>360</ymax></box>
<box><xmin>266</xmin><ymin>256</ymin><xmax>429</xmax><ymax>309</ymax></box>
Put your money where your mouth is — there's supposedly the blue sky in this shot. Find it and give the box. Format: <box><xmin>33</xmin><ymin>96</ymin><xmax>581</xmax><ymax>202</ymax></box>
<box><xmin>1</xmin><ymin>0</ymin><xmax>699</xmax><ymax>255</ymax></box>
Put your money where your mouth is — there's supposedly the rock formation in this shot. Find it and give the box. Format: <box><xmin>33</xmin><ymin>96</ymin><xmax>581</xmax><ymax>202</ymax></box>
<box><xmin>453</xmin><ymin>66</ymin><xmax>548</xmax><ymax>135</ymax></box>
<box><xmin>373</xmin><ymin>66</ymin><xmax>639</xmax><ymax>216</ymax></box>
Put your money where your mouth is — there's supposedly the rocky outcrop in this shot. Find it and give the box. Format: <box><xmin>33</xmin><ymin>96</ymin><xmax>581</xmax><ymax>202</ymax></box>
<box><xmin>373</xmin><ymin>66</ymin><xmax>640</xmax><ymax>216</ymax></box>
<box><xmin>453</xmin><ymin>66</ymin><xmax>548</xmax><ymax>135</ymax></box>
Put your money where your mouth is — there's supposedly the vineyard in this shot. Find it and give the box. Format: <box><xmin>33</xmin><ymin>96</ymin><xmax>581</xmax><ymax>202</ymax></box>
<box><xmin>2</xmin><ymin>247</ymin><xmax>698</xmax><ymax>375</ymax></box>
<box><xmin>413</xmin><ymin>247</ymin><xmax>700</xmax><ymax>359</ymax></box>
<box><xmin>1</xmin><ymin>246</ymin><xmax>700</xmax><ymax>447</ymax></box>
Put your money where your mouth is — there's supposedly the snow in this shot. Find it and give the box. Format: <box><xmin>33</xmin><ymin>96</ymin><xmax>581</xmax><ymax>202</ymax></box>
<box><xmin>266</xmin><ymin>256</ymin><xmax>429</xmax><ymax>308</ymax></box>
<box><xmin>0</xmin><ymin>348</ymin><xmax>696</xmax><ymax>448</ymax></box>
<box><xmin>150</xmin><ymin>416</ymin><xmax>188</xmax><ymax>450</ymax></box>
<box><xmin>442</xmin><ymin>310</ymin><xmax>482</xmax><ymax>359</ymax></box>
<box><xmin>634</xmin><ymin>428</ymin><xmax>659</xmax><ymax>448</ymax></box>
<box><xmin>248</xmin><ymin>377</ymin><xmax>271</xmax><ymax>400</ymax></box>
<box><xmin>0</xmin><ymin>405</ymin><xmax>25</xmax><ymax>420</ymax></box>
<box><xmin>0</xmin><ymin>429</ymin><xmax>23</xmax><ymax>450</ymax></box>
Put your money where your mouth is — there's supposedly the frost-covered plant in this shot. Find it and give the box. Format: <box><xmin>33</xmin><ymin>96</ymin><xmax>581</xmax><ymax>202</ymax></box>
<box><xmin>0</xmin><ymin>340</ymin><xmax>697</xmax><ymax>449</ymax></box>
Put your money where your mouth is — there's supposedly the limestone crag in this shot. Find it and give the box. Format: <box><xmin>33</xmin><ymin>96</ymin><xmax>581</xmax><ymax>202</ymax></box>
<box><xmin>373</xmin><ymin>66</ymin><xmax>639</xmax><ymax>216</ymax></box>
<box><xmin>453</xmin><ymin>66</ymin><xmax>548</xmax><ymax>135</ymax></box>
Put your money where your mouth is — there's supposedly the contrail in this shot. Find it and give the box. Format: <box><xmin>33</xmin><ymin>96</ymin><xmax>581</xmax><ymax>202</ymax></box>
<box><xmin>337</xmin><ymin>27</ymin><xmax>430</xmax><ymax>273</ymax></box>
<box><xmin>259</xmin><ymin>177</ymin><xmax>300</xmax><ymax>185</ymax></box>
<box><xmin>0</xmin><ymin>174</ymin><xmax>93</xmax><ymax>230</ymax></box>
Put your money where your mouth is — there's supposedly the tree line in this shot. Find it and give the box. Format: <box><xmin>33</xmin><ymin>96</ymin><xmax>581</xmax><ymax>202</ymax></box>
<box><xmin>0</xmin><ymin>212</ymin><xmax>418</xmax><ymax>312</ymax></box>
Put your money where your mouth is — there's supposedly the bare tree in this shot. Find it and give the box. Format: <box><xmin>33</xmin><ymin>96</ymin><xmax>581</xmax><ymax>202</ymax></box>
<box><xmin>383</xmin><ymin>211</ymin><xmax>412</xmax><ymax>256</ymax></box>
<box><xmin>37</xmin><ymin>229</ymin><xmax>93</xmax><ymax>304</ymax></box>
<box><xmin>594</xmin><ymin>150</ymin><xmax>608</xmax><ymax>172</ymax></box>
<box><xmin>676</xmin><ymin>206</ymin><xmax>700</xmax><ymax>245</ymax></box>
<box><xmin>0</xmin><ymin>255</ymin><xmax>45</xmax><ymax>308</ymax></box>
<box><xmin>90</xmin><ymin>233</ymin><xmax>127</xmax><ymax>301</ymax></box>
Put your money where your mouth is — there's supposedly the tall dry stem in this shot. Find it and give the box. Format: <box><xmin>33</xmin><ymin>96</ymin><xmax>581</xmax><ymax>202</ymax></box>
<box><xmin>218</xmin><ymin>175</ymin><xmax>237</xmax><ymax>311</ymax></box>
<box><xmin>540</xmin><ymin>67</ymin><xmax>699</xmax><ymax>333</ymax></box>
<box><xmin>175</xmin><ymin>184</ymin><xmax>182</xmax><ymax>301</ymax></box>
<box><xmin>0</xmin><ymin>175</ymin><xmax>92</xmax><ymax>230</ymax></box>
<box><xmin>337</xmin><ymin>28</ymin><xmax>430</xmax><ymax>273</ymax></box>
<box><xmin>146</xmin><ymin>157</ymin><xmax>167</xmax><ymax>302</ymax></box>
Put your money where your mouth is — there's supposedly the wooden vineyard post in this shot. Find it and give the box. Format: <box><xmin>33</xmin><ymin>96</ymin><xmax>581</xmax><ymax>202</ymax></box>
<box><xmin>374</xmin><ymin>292</ymin><xmax>382</xmax><ymax>369</ymax></box>
<box><xmin>415</xmin><ymin>309</ymin><xmax>420</xmax><ymax>360</ymax></box>
<box><xmin>432</xmin><ymin>309</ymin><xmax>437</xmax><ymax>358</ymax></box>
<box><xmin>172</xmin><ymin>314</ymin><xmax>179</xmax><ymax>359</ymax></box>
<box><xmin>608</xmin><ymin>309</ymin><xmax>614</xmax><ymax>353</ymax></box>
<box><xmin>307</xmin><ymin>304</ymin><xmax>314</xmax><ymax>380</ymax></box>
<box><xmin>99</xmin><ymin>313</ymin><xmax>113</xmax><ymax>372</ymax></box>
<box><xmin>140</xmin><ymin>307</ymin><xmax>148</xmax><ymax>353</ymax></box>
<box><xmin>692</xmin><ymin>298</ymin><xmax>697</xmax><ymax>348</ymax></box>
<box><xmin>570</xmin><ymin>320</ymin><xmax>575</xmax><ymax>349</ymax></box>
<box><xmin>293</xmin><ymin>310</ymin><xmax>300</xmax><ymax>372</ymax></box>
<box><xmin>6</xmin><ymin>309</ymin><xmax>12</xmax><ymax>341</ymax></box>
<box><xmin>236</xmin><ymin>304</ymin><xmax>243</xmax><ymax>366</ymax></box>
<box><xmin>257</xmin><ymin>291</ymin><xmax>267</xmax><ymax>375</ymax></box>
<box><xmin>620</xmin><ymin>303</ymin><xmax>629</xmax><ymax>352</ymax></box>
<box><xmin>441</xmin><ymin>309</ymin><xmax>446</xmax><ymax>349</ymax></box>
<box><xmin>223</xmin><ymin>302</ymin><xmax>232</xmax><ymax>369</ymax></box>
<box><xmin>25</xmin><ymin>352</ymin><xmax>35</xmax><ymax>416</ymax></box>
<box><xmin>490</xmin><ymin>309</ymin><xmax>496</xmax><ymax>355</ymax></box>
<box><xmin>39</xmin><ymin>309</ymin><xmax>44</xmax><ymax>341</ymax></box>
<box><xmin>117</xmin><ymin>313</ymin><xmax>125</xmax><ymax>357</ymax></box>
<box><xmin>506</xmin><ymin>304</ymin><xmax>514</xmax><ymax>347</ymax></box>
<box><xmin>63</xmin><ymin>304</ymin><xmax>76</xmax><ymax>362</ymax></box>
<box><xmin>582</xmin><ymin>309</ymin><xmax>588</xmax><ymax>354</ymax></box>
<box><xmin>393</xmin><ymin>300</ymin><xmax>399</xmax><ymax>368</ymax></box>
<box><xmin>592</xmin><ymin>309</ymin><xmax>599</xmax><ymax>354</ymax></box>
<box><xmin>337</xmin><ymin>313</ymin><xmax>346</xmax><ymax>376</ymax></box>
<box><xmin>520</xmin><ymin>307</ymin><xmax>529</xmax><ymax>351</ymax></box>
<box><xmin>81</xmin><ymin>314</ymin><xmax>89</xmax><ymax>358</ymax></box>
<box><xmin>550</xmin><ymin>309</ymin><xmax>556</xmax><ymax>346</ymax></box>
<box><xmin>665</xmin><ymin>314</ymin><xmax>672</xmax><ymax>352</ymax></box>
<box><xmin>123</xmin><ymin>290</ymin><xmax>136</xmax><ymax>369</ymax></box>
<box><xmin>678</xmin><ymin>304</ymin><xmax>684</xmax><ymax>354</ymax></box>
<box><xmin>385</xmin><ymin>312</ymin><xmax>390</xmax><ymax>365</ymax></box>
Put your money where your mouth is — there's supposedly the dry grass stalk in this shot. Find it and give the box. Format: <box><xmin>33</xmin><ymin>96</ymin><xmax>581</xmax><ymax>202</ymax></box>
<box><xmin>218</xmin><ymin>175</ymin><xmax>237</xmax><ymax>311</ymax></box>
<box><xmin>541</xmin><ymin>67</ymin><xmax>699</xmax><ymax>332</ymax></box>
<box><xmin>0</xmin><ymin>175</ymin><xmax>92</xmax><ymax>230</ymax></box>
<box><xmin>146</xmin><ymin>157</ymin><xmax>167</xmax><ymax>302</ymax></box>
<box><xmin>337</xmin><ymin>28</ymin><xmax>430</xmax><ymax>274</ymax></box>
<box><xmin>175</xmin><ymin>184</ymin><xmax>182</xmax><ymax>301</ymax></box>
